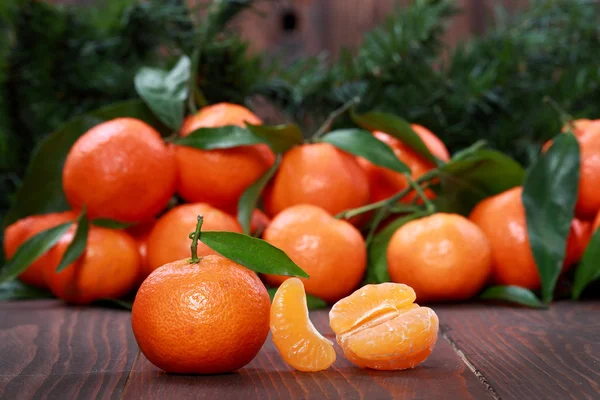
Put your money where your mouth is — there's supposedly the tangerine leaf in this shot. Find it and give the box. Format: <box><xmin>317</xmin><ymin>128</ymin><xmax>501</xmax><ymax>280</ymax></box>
<box><xmin>320</xmin><ymin>129</ymin><xmax>410</xmax><ymax>174</ymax></box>
<box><xmin>267</xmin><ymin>288</ymin><xmax>327</xmax><ymax>310</ymax></box>
<box><xmin>480</xmin><ymin>286</ymin><xmax>546</xmax><ymax>309</ymax></box>
<box><xmin>0</xmin><ymin>280</ymin><xmax>53</xmax><ymax>301</ymax></box>
<box><xmin>0</xmin><ymin>222</ymin><xmax>73</xmax><ymax>283</ymax></box>
<box><xmin>55</xmin><ymin>209</ymin><xmax>89</xmax><ymax>272</ymax></box>
<box><xmin>247</xmin><ymin>123</ymin><xmax>304</xmax><ymax>154</ymax></box>
<box><xmin>523</xmin><ymin>133</ymin><xmax>580</xmax><ymax>303</ymax></box>
<box><xmin>436</xmin><ymin>149</ymin><xmax>525</xmax><ymax>215</ymax></box>
<box><xmin>572</xmin><ymin>228</ymin><xmax>600</xmax><ymax>299</ymax></box>
<box><xmin>5</xmin><ymin>100</ymin><xmax>163</xmax><ymax>226</ymax></box>
<box><xmin>172</xmin><ymin>126</ymin><xmax>266</xmax><ymax>149</ymax></box>
<box><xmin>238</xmin><ymin>156</ymin><xmax>281</xmax><ymax>234</ymax></box>
<box><xmin>365</xmin><ymin>212</ymin><xmax>428</xmax><ymax>284</ymax></box>
<box><xmin>134</xmin><ymin>56</ymin><xmax>190</xmax><ymax>130</ymax></box>
<box><xmin>91</xmin><ymin>219</ymin><xmax>134</xmax><ymax>229</ymax></box>
<box><xmin>351</xmin><ymin>110</ymin><xmax>439</xmax><ymax>165</ymax></box>
<box><xmin>200</xmin><ymin>231</ymin><xmax>308</xmax><ymax>278</ymax></box>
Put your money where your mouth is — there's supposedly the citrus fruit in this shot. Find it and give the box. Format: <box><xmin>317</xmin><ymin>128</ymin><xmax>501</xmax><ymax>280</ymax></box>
<box><xmin>329</xmin><ymin>283</ymin><xmax>439</xmax><ymax>370</ymax></box>
<box><xmin>270</xmin><ymin>278</ymin><xmax>336</xmax><ymax>372</ymax></box>
<box><xmin>545</xmin><ymin>119</ymin><xmax>600</xmax><ymax>219</ymax></box>
<box><xmin>126</xmin><ymin>221</ymin><xmax>155</xmax><ymax>282</ymax></box>
<box><xmin>564</xmin><ymin>218</ymin><xmax>592</xmax><ymax>268</ymax></box>
<box><xmin>175</xmin><ymin>103</ymin><xmax>275</xmax><ymax>213</ymax></box>
<box><xmin>62</xmin><ymin>118</ymin><xmax>176</xmax><ymax>222</ymax></box>
<box><xmin>387</xmin><ymin>213</ymin><xmax>491</xmax><ymax>302</ymax></box>
<box><xmin>357</xmin><ymin>124</ymin><xmax>450</xmax><ymax>203</ymax></box>
<box><xmin>4</xmin><ymin>211</ymin><xmax>77</xmax><ymax>288</ymax></box>
<box><xmin>44</xmin><ymin>226</ymin><xmax>140</xmax><ymax>304</ymax></box>
<box><xmin>146</xmin><ymin>203</ymin><xmax>242</xmax><ymax>273</ymax></box>
<box><xmin>263</xmin><ymin>143</ymin><xmax>370</xmax><ymax>219</ymax></box>
<box><xmin>594</xmin><ymin>209</ymin><xmax>600</xmax><ymax>233</ymax></box>
<box><xmin>262</xmin><ymin>204</ymin><xmax>366</xmax><ymax>303</ymax></box>
<box><xmin>250</xmin><ymin>209</ymin><xmax>271</xmax><ymax>236</ymax></box>
<box><xmin>469</xmin><ymin>186</ymin><xmax>583</xmax><ymax>289</ymax></box>
<box><xmin>132</xmin><ymin>254</ymin><xmax>270</xmax><ymax>374</ymax></box>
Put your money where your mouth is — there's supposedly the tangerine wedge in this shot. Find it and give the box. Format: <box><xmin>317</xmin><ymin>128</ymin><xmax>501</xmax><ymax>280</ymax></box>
<box><xmin>270</xmin><ymin>278</ymin><xmax>336</xmax><ymax>372</ymax></box>
<box><xmin>329</xmin><ymin>283</ymin><xmax>439</xmax><ymax>370</ymax></box>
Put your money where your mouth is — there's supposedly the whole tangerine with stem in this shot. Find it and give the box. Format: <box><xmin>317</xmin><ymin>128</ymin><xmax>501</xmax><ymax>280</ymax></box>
<box><xmin>44</xmin><ymin>226</ymin><xmax>140</xmax><ymax>304</ymax></box>
<box><xmin>387</xmin><ymin>213</ymin><xmax>492</xmax><ymax>302</ymax></box>
<box><xmin>175</xmin><ymin>103</ymin><xmax>275</xmax><ymax>213</ymax></box>
<box><xmin>263</xmin><ymin>143</ymin><xmax>370</xmax><ymax>219</ymax></box>
<box><xmin>262</xmin><ymin>204</ymin><xmax>366</xmax><ymax>303</ymax></box>
<box><xmin>357</xmin><ymin>124</ymin><xmax>450</xmax><ymax>204</ymax></box>
<box><xmin>132</xmin><ymin>216</ymin><xmax>271</xmax><ymax>374</ymax></box>
<box><xmin>4</xmin><ymin>211</ymin><xmax>77</xmax><ymax>288</ymax></box>
<box><xmin>469</xmin><ymin>186</ymin><xmax>584</xmax><ymax>289</ymax></box>
<box><xmin>329</xmin><ymin>283</ymin><xmax>439</xmax><ymax>370</ymax></box>
<box><xmin>62</xmin><ymin>118</ymin><xmax>176</xmax><ymax>222</ymax></box>
<box><xmin>146</xmin><ymin>203</ymin><xmax>242</xmax><ymax>273</ymax></box>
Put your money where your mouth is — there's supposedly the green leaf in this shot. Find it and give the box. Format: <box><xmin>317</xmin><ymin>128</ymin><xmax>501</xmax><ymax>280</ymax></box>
<box><xmin>200</xmin><ymin>231</ymin><xmax>308</xmax><ymax>278</ymax></box>
<box><xmin>365</xmin><ymin>212</ymin><xmax>428</xmax><ymax>284</ymax></box>
<box><xmin>267</xmin><ymin>287</ymin><xmax>328</xmax><ymax>310</ymax></box>
<box><xmin>523</xmin><ymin>133</ymin><xmax>580</xmax><ymax>303</ymax></box>
<box><xmin>572</xmin><ymin>228</ymin><xmax>600</xmax><ymax>299</ymax></box>
<box><xmin>55</xmin><ymin>209</ymin><xmax>89</xmax><ymax>272</ymax></box>
<box><xmin>0</xmin><ymin>280</ymin><xmax>53</xmax><ymax>301</ymax></box>
<box><xmin>436</xmin><ymin>149</ymin><xmax>525</xmax><ymax>215</ymax></box>
<box><xmin>351</xmin><ymin>111</ymin><xmax>440</xmax><ymax>165</ymax></box>
<box><xmin>480</xmin><ymin>285</ymin><xmax>547</xmax><ymax>309</ymax></box>
<box><xmin>247</xmin><ymin>123</ymin><xmax>304</xmax><ymax>154</ymax></box>
<box><xmin>134</xmin><ymin>56</ymin><xmax>191</xmax><ymax>130</ymax></box>
<box><xmin>172</xmin><ymin>126</ymin><xmax>266</xmax><ymax>150</ymax></box>
<box><xmin>5</xmin><ymin>100</ymin><xmax>163</xmax><ymax>227</ymax></box>
<box><xmin>0</xmin><ymin>222</ymin><xmax>73</xmax><ymax>283</ymax></box>
<box><xmin>238</xmin><ymin>156</ymin><xmax>281</xmax><ymax>234</ymax></box>
<box><xmin>320</xmin><ymin>129</ymin><xmax>410</xmax><ymax>174</ymax></box>
<box><xmin>91</xmin><ymin>219</ymin><xmax>134</xmax><ymax>229</ymax></box>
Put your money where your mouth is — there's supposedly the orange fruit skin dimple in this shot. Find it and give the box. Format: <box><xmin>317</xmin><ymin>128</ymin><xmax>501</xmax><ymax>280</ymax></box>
<box><xmin>146</xmin><ymin>203</ymin><xmax>242</xmax><ymax>274</ymax></box>
<box><xmin>263</xmin><ymin>143</ymin><xmax>370</xmax><ymax>219</ymax></box>
<box><xmin>4</xmin><ymin>211</ymin><xmax>77</xmax><ymax>288</ymax></box>
<box><xmin>387</xmin><ymin>213</ymin><xmax>492</xmax><ymax>302</ymax></box>
<box><xmin>44</xmin><ymin>226</ymin><xmax>140</xmax><ymax>304</ymax></box>
<box><xmin>263</xmin><ymin>205</ymin><xmax>367</xmax><ymax>304</ymax></box>
<box><xmin>132</xmin><ymin>255</ymin><xmax>271</xmax><ymax>374</ymax></box>
<box><xmin>62</xmin><ymin>118</ymin><xmax>176</xmax><ymax>222</ymax></box>
<box><xmin>270</xmin><ymin>278</ymin><xmax>336</xmax><ymax>372</ymax></box>
<box><xmin>329</xmin><ymin>283</ymin><xmax>439</xmax><ymax>370</ymax></box>
<box><xmin>175</xmin><ymin>103</ymin><xmax>275</xmax><ymax>213</ymax></box>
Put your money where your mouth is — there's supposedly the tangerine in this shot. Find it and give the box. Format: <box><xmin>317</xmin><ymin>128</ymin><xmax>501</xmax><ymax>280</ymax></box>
<box><xmin>4</xmin><ymin>211</ymin><xmax>77</xmax><ymax>288</ymax></box>
<box><xmin>62</xmin><ymin>118</ymin><xmax>176</xmax><ymax>222</ymax></box>
<box><xmin>357</xmin><ymin>125</ymin><xmax>450</xmax><ymax>203</ymax></box>
<box><xmin>176</xmin><ymin>103</ymin><xmax>275</xmax><ymax>213</ymax></box>
<box><xmin>250</xmin><ymin>209</ymin><xmax>271</xmax><ymax>236</ymax></box>
<box><xmin>127</xmin><ymin>221</ymin><xmax>155</xmax><ymax>283</ymax></box>
<box><xmin>146</xmin><ymin>203</ymin><xmax>242</xmax><ymax>273</ymax></box>
<box><xmin>132</xmin><ymin>254</ymin><xmax>270</xmax><ymax>374</ymax></box>
<box><xmin>270</xmin><ymin>278</ymin><xmax>336</xmax><ymax>372</ymax></box>
<box><xmin>387</xmin><ymin>213</ymin><xmax>492</xmax><ymax>302</ymax></box>
<box><xmin>262</xmin><ymin>204</ymin><xmax>366</xmax><ymax>303</ymax></box>
<box><xmin>45</xmin><ymin>226</ymin><xmax>140</xmax><ymax>304</ymax></box>
<box><xmin>329</xmin><ymin>283</ymin><xmax>439</xmax><ymax>370</ymax></box>
<box><xmin>263</xmin><ymin>143</ymin><xmax>370</xmax><ymax>219</ymax></box>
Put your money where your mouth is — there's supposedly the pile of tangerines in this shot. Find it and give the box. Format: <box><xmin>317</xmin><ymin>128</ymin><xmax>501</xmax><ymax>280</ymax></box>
<box><xmin>3</xmin><ymin>102</ymin><xmax>600</xmax><ymax>374</ymax></box>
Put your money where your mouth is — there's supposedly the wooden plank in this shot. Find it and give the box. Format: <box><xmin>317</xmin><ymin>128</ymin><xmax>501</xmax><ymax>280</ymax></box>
<box><xmin>436</xmin><ymin>302</ymin><xmax>600</xmax><ymax>400</ymax></box>
<box><xmin>121</xmin><ymin>310</ymin><xmax>492</xmax><ymax>400</ymax></box>
<box><xmin>0</xmin><ymin>300</ymin><xmax>138</xmax><ymax>400</ymax></box>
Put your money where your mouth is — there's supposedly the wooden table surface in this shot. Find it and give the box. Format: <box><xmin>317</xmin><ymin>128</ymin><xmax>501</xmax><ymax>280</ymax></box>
<box><xmin>0</xmin><ymin>300</ymin><xmax>598</xmax><ymax>400</ymax></box>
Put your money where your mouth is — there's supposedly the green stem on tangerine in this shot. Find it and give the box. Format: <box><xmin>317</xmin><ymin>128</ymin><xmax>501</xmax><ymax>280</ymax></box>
<box><xmin>312</xmin><ymin>97</ymin><xmax>360</xmax><ymax>140</ymax></box>
<box><xmin>406</xmin><ymin>175</ymin><xmax>435</xmax><ymax>213</ymax></box>
<box><xmin>189</xmin><ymin>215</ymin><xmax>204</xmax><ymax>263</ymax></box>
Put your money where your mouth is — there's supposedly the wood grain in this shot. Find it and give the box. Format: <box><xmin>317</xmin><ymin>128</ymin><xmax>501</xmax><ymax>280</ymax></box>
<box><xmin>0</xmin><ymin>300</ymin><xmax>138</xmax><ymax>400</ymax></box>
<box><xmin>436</xmin><ymin>302</ymin><xmax>600</xmax><ymax>400</ymax></box>
<box><xmin>121</xmin><ymin>311</ymin><xmax>492</xmax><ymax>400</ymax></box>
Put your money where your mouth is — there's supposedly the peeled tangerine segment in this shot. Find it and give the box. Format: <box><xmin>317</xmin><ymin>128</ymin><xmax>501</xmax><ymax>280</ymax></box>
<box><xmin>329</xmin><ymin>283</ymin><xmax>439</xmax><ymax>371</ymax></box>
<box><xmin>270</xmin><ymin>278</ymin><xmax>336</xmax><ymax>372</ymax></box>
